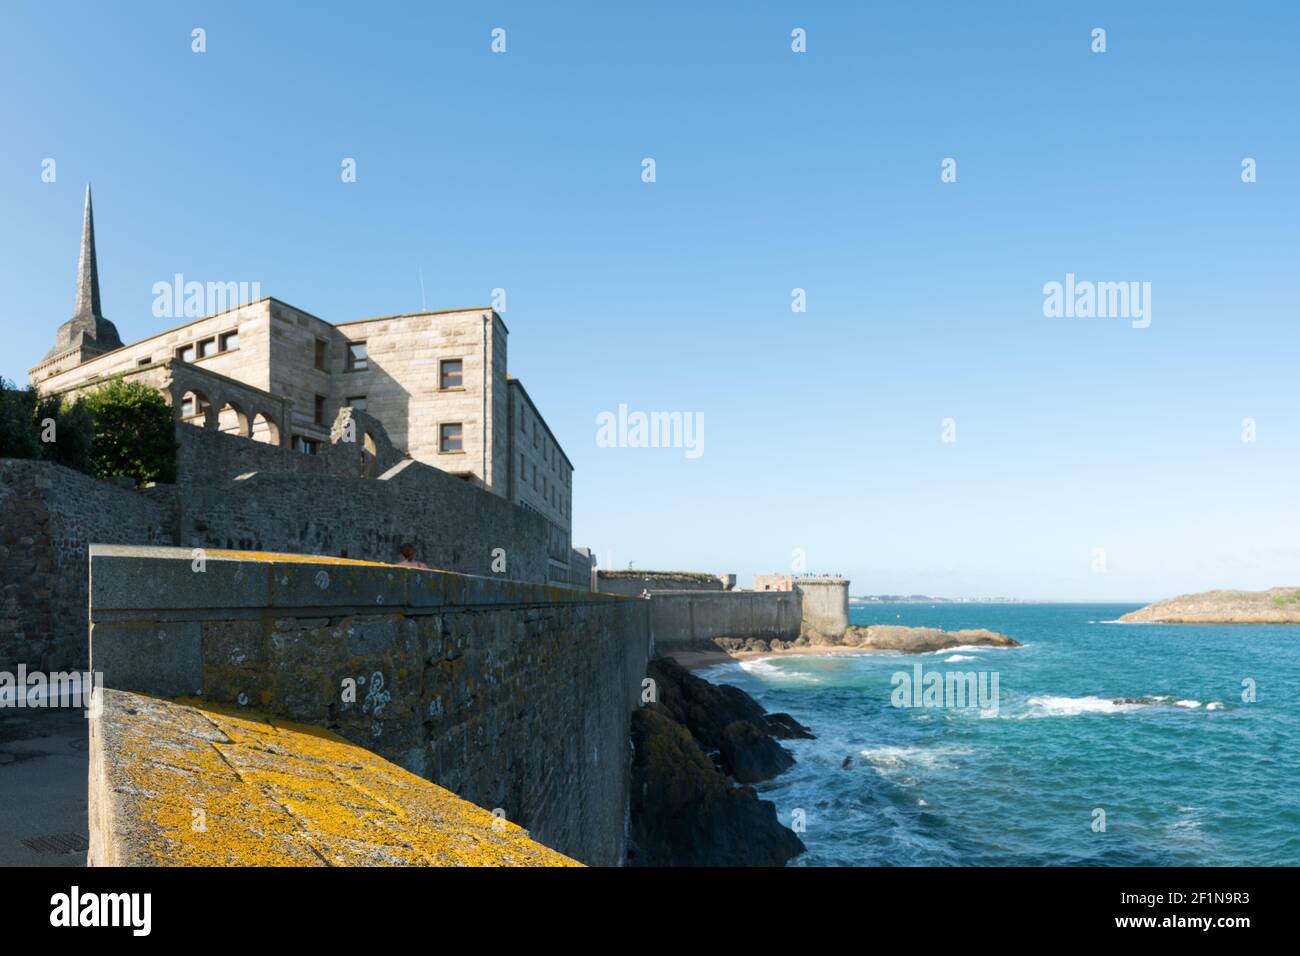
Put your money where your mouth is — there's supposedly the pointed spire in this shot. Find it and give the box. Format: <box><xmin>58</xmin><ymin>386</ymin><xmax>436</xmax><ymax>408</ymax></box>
<box><xmin>72</xmin><ymin>184</ymin><xmax>102</xmax><ymax>321</ymax></box>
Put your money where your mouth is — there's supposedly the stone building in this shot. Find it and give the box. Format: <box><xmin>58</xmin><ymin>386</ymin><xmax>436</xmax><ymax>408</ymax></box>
<box><xmin>27</xmin><ymin>187</ymin><xmax>574</xmax><ymax>563</ymax></box>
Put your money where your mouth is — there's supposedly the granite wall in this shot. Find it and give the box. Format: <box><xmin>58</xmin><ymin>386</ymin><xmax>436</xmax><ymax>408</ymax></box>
<box><xmin>1</xmin><ymin>416</ymin><xmax>586</xmax><ymax>672</ymax></box>
<box><xmin>88</xmin><ymin>545</ymin><xmax>652</xmax><ymax>866</ymax></box>
<box><xmin>647</xmin><ymin>588</ymin><xmax>801</xmax><ymax>649</ymax></box>
<box><xmin>0</xmin><ymin>459</ymin><xmax>173</xmax><ymax>672</ymax></box>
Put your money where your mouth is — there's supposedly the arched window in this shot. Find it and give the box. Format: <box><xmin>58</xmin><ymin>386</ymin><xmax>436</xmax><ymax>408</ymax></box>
<box><xmin>179</xmin><ymin>389</ymin><xmax>212</xmax><ymax>428</ymax></box>
<box><xmin>218</xmin><ymin>401</ymin><xmax>250</xmax><ymax>437</ymax></box>
<box><xmin>251</xmin><ymin>412</ymin><xmax>280</xmax><ymax>445</ymax></box>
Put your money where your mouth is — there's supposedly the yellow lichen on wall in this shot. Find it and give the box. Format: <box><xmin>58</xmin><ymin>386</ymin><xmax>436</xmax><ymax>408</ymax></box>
<box><xmin>103</xmin><ymin>691</ymin><xmax>579</xmax><ymax>867</ymax></box>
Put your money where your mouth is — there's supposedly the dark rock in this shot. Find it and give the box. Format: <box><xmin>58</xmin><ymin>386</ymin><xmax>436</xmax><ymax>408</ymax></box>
<box><xmin>626</xmin><ymin>707</ymin><xmax>805</xmax><ymax>867</ymax></box>
<box><xmin>841</xmin><ymin>755</ymin><xmax>853</xmax><ymax>769</ymax></box>
<box><xmin>766</xmin><ymin>712</ymin><xmax>815</xmax><ymax>740</ymax></box>
<box><xmin>720</xmin><ymin>719</ymin><xmax>794</xmax><ymax>783</ymax></box>
<box><xmin>649</xmin><ymin>657</ymin><xmax>769</xmax><ymax>751</ymax></box>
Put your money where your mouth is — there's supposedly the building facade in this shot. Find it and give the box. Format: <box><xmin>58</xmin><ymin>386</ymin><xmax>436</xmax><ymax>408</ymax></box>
<box><xmin>28</xmin><ymin>187</ymin><xmax>574</xmax><ymax>555</ymax></box>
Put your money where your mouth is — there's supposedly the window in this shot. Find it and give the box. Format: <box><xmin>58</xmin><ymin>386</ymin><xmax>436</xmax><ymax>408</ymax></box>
<box><xmin>315</xmin><ymin>338</ymin><xmax>328</xmax><ymax>371</ymax></box>
<box><xmin>136</xmin><ymin>357</ymin><xmax>151</xmax><ymax>367</ymax></box>
<box><xmin>293</xmin><ymin>436</ymin><xmax>320</xmax><ymax>455</ymax></box>
<box><xmin>345</xmin><ymin>395</ymin><xmax>366</xmax><ymax>411</ymax></box>
<box><xmin>440</xmin><ymin>359</ymin><xmax>463</xmax><ymax>390</ymax></box>
<box><xmin>314</xmin><ymin>394</ymin><xmax>326</xmax><ymax>425</ymax></box>
<box><xmin>219</xmin><ymin>330</ymin><xmax>239</xmax><ymax>352</ymax></box>
<box><xmin>197</xmin><ymin>338</ymin><xmax>217</xmax><ymax>359</ymax></box>
<box><xmin>520</xmin><ymin>454</ymin><xmax>527</xmax><ymax>480</ymax></box>
<box><xmin>176</xmin><ymin>344</ymin><xmax>195</xmax><ymax>362</ymax></box>
<box><xmin>346</xmin><ymin>341</ymin><xmax>368</xmax><ymax>371</ymax></box>
<box><xmin>439</xmin><ymin>422</ymin><xmax>463</xmax><ymax>453</ymax></box>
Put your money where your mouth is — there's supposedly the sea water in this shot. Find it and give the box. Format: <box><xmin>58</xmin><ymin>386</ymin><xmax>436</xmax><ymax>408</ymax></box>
<box><xmin>698</xmin><ymin>603</ymin><xmax>1300</xmax><ymax>866</ymax></box>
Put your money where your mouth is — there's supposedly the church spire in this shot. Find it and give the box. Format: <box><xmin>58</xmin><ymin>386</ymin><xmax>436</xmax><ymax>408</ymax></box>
<box><xmin>72</xmin><ymin>184</ymin><xmax>102</xmax><ymax>321</ymax></box>
<box><xmin>38</xmin><ymin>184</ymin><xmax>122</xmax><ymax>363</ymax></box>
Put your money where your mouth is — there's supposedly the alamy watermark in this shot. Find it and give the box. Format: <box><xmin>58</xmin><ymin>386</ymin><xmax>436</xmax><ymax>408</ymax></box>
<box><xmin>596</xmin><ymin>404</ymin><xmax>704</xmax><ymax>459</ymax></box>
<box><xmin>1042</xmin><ymin>273</ymin><xmax>1151</xmax><ymax>329</ymax></box>
<box><xmin>152</xmin><ymin>273</ymin><xmax>261</xmax><ymax>319</ymax></box>
<box><xmin>0</xmin><ymin>666</ymin><xmax>103</xmax><ymax>716</ymax></box>
<box><xmin>891</xmin><ymin>663</ymin><xmax>1000</xmax><ymax>716</ymax></box>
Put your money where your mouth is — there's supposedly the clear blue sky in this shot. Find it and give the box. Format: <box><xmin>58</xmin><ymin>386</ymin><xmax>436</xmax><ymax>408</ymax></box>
<box><xmin>2</xmin><ymin>2</ymin><xmax>1297</xmax><ymax>600</ymax></box>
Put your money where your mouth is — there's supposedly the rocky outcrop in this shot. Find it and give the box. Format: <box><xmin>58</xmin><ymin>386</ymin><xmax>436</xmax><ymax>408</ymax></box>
<box><xmin>627</xmin><ymin>708</ymin><xmax>805</xmax><ymax>866</ymax></box>
<box><xmin>839</xmin><ymin>625</ymin><xmax>1020</xmax><ymax>653</ymax></box>
<box><xmin>711</xmin><ymin>625</ymin><xmax>1019</xmax><ymax>656</ymax></box>
<box><xmin>1119</xmin><ymin>588</ymin><xmax>1300</xmax><ymax>624</ymax></box>
<box><xmin>626</xmin><ymin>657</ymin><xmax>809</xmax><ymax>866</ymax></box>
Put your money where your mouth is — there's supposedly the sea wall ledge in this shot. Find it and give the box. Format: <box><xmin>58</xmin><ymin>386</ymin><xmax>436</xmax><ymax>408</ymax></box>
<box><xmin>89</xmin><ymin>544</ymin><xmax>626</xmax><ymax>616</ymax></box>
<box><xmin>88</xmin><ymin>544</ymin><xmax>651</xmax><ymax>865</ymax></box>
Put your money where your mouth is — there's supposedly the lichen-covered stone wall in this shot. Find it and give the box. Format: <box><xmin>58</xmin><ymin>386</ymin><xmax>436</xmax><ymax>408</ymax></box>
<box><xmin>89</xmin><ymin>546</ymin><xmax>651</xmax><ymax>866</ymax></box>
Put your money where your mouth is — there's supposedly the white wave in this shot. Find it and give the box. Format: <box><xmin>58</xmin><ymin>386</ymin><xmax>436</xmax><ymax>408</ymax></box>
<box><xmin>859</xmin><ymin>744</ymin><xmax>971</xmax><ymax>772</ymax></box>
<box><xmin>1025</xmin><ymin>695</ymin><xmax>1145</xmax><ymax>716</ymax></box>
<box><xmin>737</xmin><ymin>657</ymin><xmax>822</xmax><ymax>684</ymax></box>
<box><xmin>1175</xmin><ymin>699</ymin><xmax>1201</xmax><ymax>708</ymax></box>
<box><xmin>943</xmin><ymin>654</ymin><xmax>977</xmax><ymax>662</ymax></box>
<box><xmin>1206</xmin><ymin>701</ymin><xmax>1224</xmax><ymax>711</ymax></box>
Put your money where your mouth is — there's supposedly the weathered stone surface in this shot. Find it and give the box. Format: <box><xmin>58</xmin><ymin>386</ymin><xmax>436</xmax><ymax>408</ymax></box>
<box><xmin>88</xmin><ymin>546</ymin><xmax>652</xmax><ymax>866</ymax></box>
<box><xmin>89</xmin><ymin>689</ymin><xmax>579</xmax><ymax>866</ymax></box>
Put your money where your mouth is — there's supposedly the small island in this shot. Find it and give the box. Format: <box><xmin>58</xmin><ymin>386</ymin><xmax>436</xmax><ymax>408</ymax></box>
<box><xmin>674</xmin><ymin>624</ymin><xmax>1021</xmax><ymax>666</ymax></box>
<box><xmin>1120</xmin><ymin>587</ymin><xmax>1300</xmax><ymax>624</ymax></box>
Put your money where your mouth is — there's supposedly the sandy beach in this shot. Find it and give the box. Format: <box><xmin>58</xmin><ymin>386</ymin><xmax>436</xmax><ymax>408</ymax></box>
<box><xmin>667</xmin><ymin>644</ymin><xmax>888</xmax><ymax>672</ymax></box>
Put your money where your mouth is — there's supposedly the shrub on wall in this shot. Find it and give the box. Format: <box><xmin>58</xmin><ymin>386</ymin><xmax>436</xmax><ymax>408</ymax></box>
<box><xmin>34</xmin><ymin>392</ymin><xmax>95</xmax><ymax>473</ymax></box>
<box><xmin>0</xmin><ymin>378</ymin><xmax>42</xmax><ymax>460</ymax></box>
<box><xmin>80</xmin><ymin>378</ymin><xmax>178</xmax><ymax>485</ymax></box>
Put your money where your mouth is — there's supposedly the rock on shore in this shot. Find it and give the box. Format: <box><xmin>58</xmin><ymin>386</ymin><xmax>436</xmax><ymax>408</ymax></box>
<box><xmin>1119</xmin><ymin>588</ymin><xmax>1300</xmax><ymax>624</ymax></box>
<box><xmin>626</xmin><ymin>657</ymin><xmax>810</xmax><ymax>866</ymax></box>
<box><xmin>839</xmin><ymin>624</ymin><xmax>1020</xmax><ymax>653</ymax></box>
<box><xmin>708</xmin><ymin>624</ymin><xmax>1020</xmax><ymax>656</ymax></box>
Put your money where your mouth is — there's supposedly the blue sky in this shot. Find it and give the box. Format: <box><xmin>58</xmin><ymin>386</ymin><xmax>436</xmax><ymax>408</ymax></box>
<box><xmin>2</xmin><ymin>2</ymin><xmax>1297</xmax><ymax>600</ymax></box>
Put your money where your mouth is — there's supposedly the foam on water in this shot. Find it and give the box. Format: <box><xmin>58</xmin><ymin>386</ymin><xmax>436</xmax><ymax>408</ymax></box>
<box><xmin>715</xmin><ymin>602</ymin><xmax>1300</xmax><ymax>865</ymax></box>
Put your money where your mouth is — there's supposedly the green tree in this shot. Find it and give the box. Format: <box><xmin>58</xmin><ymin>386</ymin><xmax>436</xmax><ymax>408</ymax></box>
<box><xmin>0</xmin><ymin>377</ymin><xmax>42</xmax><ymax>460</ymax></box>
<box><xmin>80</xmin><ymin>377</ymin><xmax>178</xmax><ymax>485</ymax></box>
<box><xmin>34</xmin><ymin>392</ymin><xmax>94</xmax><ymax>473</ymax></box>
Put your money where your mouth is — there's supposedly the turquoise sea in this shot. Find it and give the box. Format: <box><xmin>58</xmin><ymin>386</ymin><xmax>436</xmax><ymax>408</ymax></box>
<box><xmin>699</xmin><ymin>604</ymin><xmax>1300</xmax><ymax>866</ymax></box>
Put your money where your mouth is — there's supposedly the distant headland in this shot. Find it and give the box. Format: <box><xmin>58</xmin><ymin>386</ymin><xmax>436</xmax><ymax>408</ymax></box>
<box><xmin>1120</xmin><ymin>588</ymin><xmax>1300</xmax><ymax>624</ymax></box>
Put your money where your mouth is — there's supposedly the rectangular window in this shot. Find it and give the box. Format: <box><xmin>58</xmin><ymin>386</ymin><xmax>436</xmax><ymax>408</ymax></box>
<box><xmin>176</xmin><ymin>344</ymin><xmax>195</xmax><ymax>362</ymax></box>
<box><xmin>315</xmin><ymin>338</ymin><xmax>328</xmax><ymax>370</ymax></box>
<box><xmin>440</xmin><ymin>359</ymin><xmax>464</xmax><ymax>390</ymax></box>
<box><xmin>520</xmin><ymin>453</ymin><xmax>527</xmax><ymax>480</ymax></box>
<box><xmin>294</xmin><ymin>436</ymin><xmax>320</xmax><ymax>455</ymax></box>
<box><xmin>197</xmin><ymin>338</ymin><xmax>217</xmax><ymax>359</ymax></box>
<box><xmin>314</xmin><ymin>394</ymin><xmax>326</xmax><ymax>425</ymax></box>
<box><xmin>347</xmin><ymin>341</ymin><xmax>368</xmax><ymax>371</ymax></box>
<box><xmin>136</xmin><ymin>357</ymin><xmax>151</xmax><ymax>367</ymax></box>
<box><xmin>219</xmin><ymin>330</ymin><xmax>239</xmax><ymax>352</ymax></box>
<box><xmin>345</xmin><ymin>395</ymin><xmax>366</xmax><ymax>411</ymax></box>
<box><xmin>439</xmin><ymin>422</ymin><xmax>463</xmax><ymax>453</ymax></box>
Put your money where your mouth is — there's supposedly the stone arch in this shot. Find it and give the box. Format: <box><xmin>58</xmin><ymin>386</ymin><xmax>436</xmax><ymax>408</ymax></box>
<box><xmin>179</xmin><ymin>389</ymin><xmax>214</xmax><ymax>428</ymax></box>
<box><xmin>217</xmin><ymin>400</ymin><xmax>251</xmax><ymax>437</ymax></box>
<box><xmin>251</xmin><ymin>411</ymin><xmax>280</xmax><ymax>445</ymax></box>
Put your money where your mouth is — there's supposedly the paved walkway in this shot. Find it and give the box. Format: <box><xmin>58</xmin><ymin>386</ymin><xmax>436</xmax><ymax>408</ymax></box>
<box><xmin>0</xmin><ymin>706</ymin><xmax>88</xmax><ymax>866</ymax></box>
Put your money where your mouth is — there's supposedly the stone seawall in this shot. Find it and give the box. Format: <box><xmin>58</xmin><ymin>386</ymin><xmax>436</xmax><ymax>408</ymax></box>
<box><xmin>2</xmin><ymin>423</ymin><xmax>585</xmax><ymax>670</ymax></box>
<box><xmin>647</xmin><ymin>589</ymin><xmax>800</xmax><ymax>649</ymax></box>
<box><xmin>0</xmin><ymin>460</ymin><xmax>174</xmax><ymax>671</ymax></box>
<box><xmin>88</xmin><ymin>545</ymin><xmax>651</xmax><ymax>866</ymax></box>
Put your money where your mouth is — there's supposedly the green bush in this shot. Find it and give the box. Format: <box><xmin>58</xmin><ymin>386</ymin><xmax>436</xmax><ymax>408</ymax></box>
<box><xmin>80</xmin><ymin>378</ymin><xmax>178</xmax><ymax>485</ymax></box>
<box><xmin>34</xmin><ymin>392</ymin><xmax>95</xmax><ymax>473</ymax></box>
<box><xmin>0</xmin><ymin>377</ymin><xmax>41</xmax><ymax>460</ymax></box>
